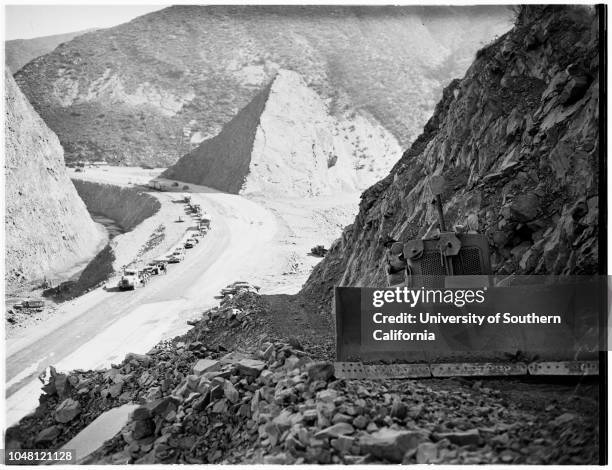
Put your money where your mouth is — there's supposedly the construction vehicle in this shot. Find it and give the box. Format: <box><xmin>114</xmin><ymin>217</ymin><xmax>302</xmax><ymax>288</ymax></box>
<box><xmin>14</xmin><ymin>300</ymin><xmax>45</xmax><ymax>311</ymax></box>
<box><xmin>390</xmin><ymin>175</ymin><xmax>491</xmax><ymax>288</ymax></box>
<box><xmin>311</xmin><ymin>245</ymin><xmax>328</xmax><ymax>257</ymax></box>
<box><xmin>334</xmin><ymin>175</ymin><xmax>601</xmax><ymax>379</ymax></box>
<box><xmin>219</xmin><ymin>281</ymin><xmax>260</xmax><ymax>297</ymax></box>
<box><xmin>118</xmin><ymin>269</ymin><xmax>140</xmax><ymax>290</ymax></box>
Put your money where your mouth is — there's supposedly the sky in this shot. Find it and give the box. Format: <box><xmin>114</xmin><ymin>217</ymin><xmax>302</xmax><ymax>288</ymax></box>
<box><xmin>4</xmin><ymin>5</ymin><xmax>167</xmax><ymax>40</ymax></box>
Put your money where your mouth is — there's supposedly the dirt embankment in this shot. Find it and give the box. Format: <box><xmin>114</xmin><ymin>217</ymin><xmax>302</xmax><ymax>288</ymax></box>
<box><xmin>54</xmin><ymin>181</ymin><xmax>162</xmax><ymax>298</ymax></box>
<box><xmin>72</xmin><ymin>180</ymin><xmax>161</xmax><ymax>231</ymax></box>
<box><xmin>164</xmin><ymin>70</ymin><xmax>402</xmax><ymax>198</ymax></box>
<box><xmin>162</xmin><ymin>80</ymin><xmax>272</xmax><ymax>193</ymax></box>
<box><xmin>5</xmin><ymin>71</ymin><xmax>106</xmax><ymax>289</ymax></box>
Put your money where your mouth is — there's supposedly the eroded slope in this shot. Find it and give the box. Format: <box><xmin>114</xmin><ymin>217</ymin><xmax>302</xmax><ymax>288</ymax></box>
<box><xmin>164</xmin><ymin>70</ymin><xmax>401</xmax><ymax>196</ymax></box>
<box><xmin>5</xmin><ymin>71</ymin><xmax>106</xmax><ymax>286</ymax></box>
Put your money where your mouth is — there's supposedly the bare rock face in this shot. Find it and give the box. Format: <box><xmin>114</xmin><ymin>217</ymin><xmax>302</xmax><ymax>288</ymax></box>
<box><xmin>302</xmin><ymin>6</ymin><xmax>600</xmax><ymax>308</ymax></box>
<box><xmin>164</xmin><ymin>70</ymin><xmax>402</xmax><ymax>196</ymax></box>
<box><xmin>5</xmin><ymin>71</ymin><xmax>105</xmax><ymax>287</ymax></box>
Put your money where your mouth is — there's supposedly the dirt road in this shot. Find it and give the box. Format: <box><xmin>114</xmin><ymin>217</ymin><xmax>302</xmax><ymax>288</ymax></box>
<box><xmin>6</xmin><ymin>166</ymin><xmax>360</xmax><ymax>426</ymax></box>
<box><xmin>5</xmin><ymin>176</ymin><xmax>279</xmax><ymax>426</ymax></box>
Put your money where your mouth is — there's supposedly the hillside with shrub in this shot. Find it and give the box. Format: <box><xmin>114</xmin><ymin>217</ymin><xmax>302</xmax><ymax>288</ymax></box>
<box><xmin>13</xmin><ymin>5</ymin><xmax>511</xmax><ymax>166</ymax></box>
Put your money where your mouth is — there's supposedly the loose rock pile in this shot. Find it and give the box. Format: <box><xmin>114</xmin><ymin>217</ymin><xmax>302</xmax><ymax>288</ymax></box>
<box><xmin>6</xmin><ymin>291</ymin><xmax>599</xmax><ymax>464</ymax></box>
<box><xmin>90</xmin><ymin>339</ymin><xmax>598</xmax><ymax>465</ymax></box>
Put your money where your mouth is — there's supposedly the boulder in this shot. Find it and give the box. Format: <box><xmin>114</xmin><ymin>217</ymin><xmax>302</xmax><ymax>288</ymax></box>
<box><xmin>236</xmin><ymin>359</ymin><xmax>266</xmax><ymax>376</ymax></box>
<box><xmin>54</xmin><ymin>374</ymin><xmax>70</xmax><ymax>398</ymax></box>
<box><xmin>132</xmin><ymin>406</ymin><xmax>152</xmax><ymax>421</ymax></box>
<box><xmin>133</xmin><ymin>419</ymin><xmax>155</xmax><ymax>440</ymax></box>
<box><xmin>193</xmin><ymin>359</ymin><xmax>220</xmax><ymax>375</ymax></box>
<box><xmin>416</xmin><ymin>442</ymin><xmax>439</xmax><ymax>463</ymax></box>
<box><xmin>223</xmin><ymin>380</ymin><xmax>240</xmax><ymax>403</ymax></box>
<box><xmin>148</xmin><ymin>396</ymin><xmax>181</xmax><ymax>419</ymax></box>
<box><xmin>331</xmin><ymin>435</ymin><xmax>355</xmax><ymax>453</ymax></box>
<box><xmin>352</xmin><ymin>415</ymin><xmax>369</xmax><ymax>429</ymax></box>
<box><xmin>109</xmin><ymin>381</ymin><xmax>124</xmax><ymax>398</ymax></box>
<box><xmin>263</xmin><ymin>453</ymin><xmax>291</xmax><ymax>464</ymax></box>
<box><xmin>54</xmin><ymin>398</ymin><xmax>81</xmax><ymax>423</ymax></box>
<box><xmin>360</xmin><ymin>428</ymin><xmax>428</xmax><ymax>463</ymax></box>
<box><xmin>332</xmin><ymin>413</ymin><xmax>352</xmax><ymax>424</ymax></box>
<box><xmin>125</xmin><ymin>352</ymin><xmax>152</xmax><ymax>366</ymax></box>
<box><xmin>501</xmin><ymin>193</ymin><xmax>539</xmax><ymax>222</ymax></box>
<box><xmin>390</xmin><ymin>400</ymin><xmax>407</xmax><ymax>420</ymax></box>
<box><xmin>35</xmin><ymin>425</ymin><xmax>62</xmax><ymax>444</ymax></box>
<box><xmin>314</xmin><ymin>422</ymin><xmax>355</xmax><ymax>439</ymax></box>
<box><xmin>436</xmin><ymin>428</ymin><xmax>481</xmax><ymax>446</ymax></box>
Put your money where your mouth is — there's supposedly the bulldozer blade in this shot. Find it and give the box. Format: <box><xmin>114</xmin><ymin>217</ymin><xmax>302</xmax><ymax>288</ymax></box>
<box><xmin>528</xmin><ymin>360</ymin><xmax>599</xmax><ymax>376</ymax></box>
<box><xmin>334</xmin><ymin>361</ymin><xmax>599</xmax><ymax>379</ymax></box>
<box><xmin>333</xmin><ymin>362</ymin><xmax>367</xmax><ymax>379</ymax></box>
<box><xmin>431</xmin><ymin>362</ymin><xmax>528</xmax><ymax>377</ymax></box>
<box><xmin>334</xmin><ymin>362</ymin><xmax>431</xmax><ymax>379</ymax></box>
<box><xmin>363</xmin><ymin>363</ymin><xmax>431</xmax><ymax>379</ymax></box>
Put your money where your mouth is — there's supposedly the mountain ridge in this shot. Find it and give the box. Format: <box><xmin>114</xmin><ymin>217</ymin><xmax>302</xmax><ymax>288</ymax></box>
<box><xmin>13</xmin><ymin>5</ymin><xmax>512</xmax><ymax>166</ymax></box>
<box><xmin>5</xmin><ymin>29</ymin><xmax>93</xmax><ymax>73</ymax></box>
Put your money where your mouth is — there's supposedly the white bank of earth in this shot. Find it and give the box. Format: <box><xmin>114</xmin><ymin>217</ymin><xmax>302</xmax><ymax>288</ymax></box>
<box><xmin>6</xmin><ymin>166</ymin><xmax>358</xmax><ymax>426</ymax></box>
<box><xmin>5</xmin><ymin>70</ymin><xmax>106</xmax><ymax>288</ymax></box>
<box><xmin>164</xmin><ymin>69</ymin><xmax>401</xmax><ymax>196</ymax></box>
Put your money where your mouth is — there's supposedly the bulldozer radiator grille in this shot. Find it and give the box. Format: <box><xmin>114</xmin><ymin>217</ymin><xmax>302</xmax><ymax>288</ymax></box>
<box><xmin>418</xmin><ymin>251</ymin><xmax>446</xmax><ymax>288</ymax></box>
<box><xmin>452</xmin><ymin>247</ymin><xmax>483</xmax><ymax>275</ymax></box>
<box><xmin>406</xmin><ymin>234</ymin><xmax>491</xmax><ymax>288</ymax></box>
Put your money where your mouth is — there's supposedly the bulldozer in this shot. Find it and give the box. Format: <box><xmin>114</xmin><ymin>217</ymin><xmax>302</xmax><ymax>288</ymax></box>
<box><xmin>334</xmin><ymin>175</ymin><xmax>602</xmax><ymax>379</ymax></box>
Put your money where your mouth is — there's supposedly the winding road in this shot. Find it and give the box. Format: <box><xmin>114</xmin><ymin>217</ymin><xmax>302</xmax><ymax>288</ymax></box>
<box><xmin>6</xmin><ymin>176</ymin><xmax>279</xmax><ymax>426</ymax></box>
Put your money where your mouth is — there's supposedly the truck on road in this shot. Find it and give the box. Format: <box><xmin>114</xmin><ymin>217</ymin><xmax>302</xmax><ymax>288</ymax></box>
<box><xmin>118</xmin><ymin>269</ymin><xmax>140</xmax><ymax>290</ymax></box>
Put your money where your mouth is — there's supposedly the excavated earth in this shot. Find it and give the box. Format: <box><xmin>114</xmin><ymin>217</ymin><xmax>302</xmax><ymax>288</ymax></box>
<box><xmin>5</xmin><ymin>291</ymin><xmax>599</xmax><ymax>464</ymax></box>
<box><xmin>163</xmin><ymin>69</ymin><xmax>401</xmax><ymax>197</ymax></box>
<box><xmin>5</xmin><ymin>70</ymin><xmax>106</xmax><ymax>289</ymax></box>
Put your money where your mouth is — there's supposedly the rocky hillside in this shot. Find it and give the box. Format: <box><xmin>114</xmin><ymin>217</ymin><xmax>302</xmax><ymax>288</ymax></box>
<box><xmin>13</xmin><ymin>5</ymin><xmax>511</xmax><ymax>166</ymax></box>
<box><xmin>5</xmin><ymin>29</ymin><xmax>92</xmax><ymax>73</ymax></box>
<box><xmin>302</xmin><ymin>6</ymin><xmax>600</xmax><ymax>307</ymax></box>
<box><xmin>5</xmin><ymin>71</ymin><xmax>106</xmax><ymax>287</ymax></box>
<box><xmin>163</xmin><ymin>70</ymin><xmax>401</xmax><ymax>196</ymax></box>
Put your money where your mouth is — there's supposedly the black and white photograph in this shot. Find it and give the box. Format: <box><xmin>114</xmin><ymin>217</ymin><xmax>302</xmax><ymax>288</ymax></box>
<box><xmin>2</xmin><ymin>2</ymin><xmax>607</xmax><ymax>466</ymax></box>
